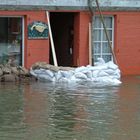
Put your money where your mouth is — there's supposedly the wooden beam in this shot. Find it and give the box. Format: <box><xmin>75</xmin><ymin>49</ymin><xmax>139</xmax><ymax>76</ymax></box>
<box><xmin>46</xmin><ymin>11</ymin><xmax>58</xmax><ymax>66</ymax></box>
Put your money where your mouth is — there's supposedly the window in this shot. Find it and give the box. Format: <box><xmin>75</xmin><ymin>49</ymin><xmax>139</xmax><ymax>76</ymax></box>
<box><xmin>0</xmin><ymin>17</ymin><xmax>22</xmax><ymax>65</ymax></box>
<box><xmin>92</xmin><ymin>16</ymin><xmax>114</xmax><ymax>64</ymax></box>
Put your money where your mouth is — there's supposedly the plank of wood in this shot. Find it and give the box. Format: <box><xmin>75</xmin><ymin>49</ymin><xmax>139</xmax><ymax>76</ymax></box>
<box><xmin>46</xmin><ymin>11</ymin><xmax>58</xmax><ymax>66</ymax></box>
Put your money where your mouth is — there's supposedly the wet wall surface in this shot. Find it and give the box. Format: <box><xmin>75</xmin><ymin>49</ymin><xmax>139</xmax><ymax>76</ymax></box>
<box><xmin>0</xmin><ymin>76</ymin><xmax>140</xmax><ymax>140</ymax></box>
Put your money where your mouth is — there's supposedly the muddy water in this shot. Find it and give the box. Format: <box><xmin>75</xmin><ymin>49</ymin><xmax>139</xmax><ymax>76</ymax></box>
<box><xmin>0</xmin><ymin>76</ymin><xmax>140</xmax><ymax>140</ymax></box>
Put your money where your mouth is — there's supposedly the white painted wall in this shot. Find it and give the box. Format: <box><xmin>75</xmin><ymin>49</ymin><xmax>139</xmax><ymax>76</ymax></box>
<box><xmin>0</xmin><ymin>0</ymin><xmax>140</xmax><ymax>8</ymax></box>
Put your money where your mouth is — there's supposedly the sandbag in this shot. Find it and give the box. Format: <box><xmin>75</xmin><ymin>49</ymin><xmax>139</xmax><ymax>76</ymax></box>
<box><xmin>98</xmin><ymin>71</ymin><xmax>109</xmax><ymax>77</ymax></box>
<box><xmin>30</xmin><ymin>59</ymin><xmax>122</xmax><ymax>85</ymax></box>
<box><xmin>84</xmin><ymin>71</ymin><xmax>93</xmax><ymax>79</ymax></box>
<box><xmin>92</xmin><ymin>70</ymin><xmax>99</xmax><ymax>78</ymax></box>
<box><xmin>38</xmin><ymin>74</ymin><xmax>55</xmax><ymax>82</ymax></box>
<box><xmin>45</xmin><ymin>70</ymin><xmax>54</xmax><ymax>78</ymax></box>
<box><xmin>74</xmin><ymin>72</ymin><xmax>87</xmax><ymax>80</ymax></box>
<box><xmin>60</xmin><ymin>70</ymin><xmax>73</xmax><ymax>78</ymax></box>
<box><xmin>75</xmin><ymin>66</ymin><xmax>87</xmax><ymax>73</ymax></box>
<box><xmin>107</xmin><ymin>61</ymin><xmax>118</xmax><ymax>70</ymax></box>
<box><xmin>55</xmin><ymin>71</ymin><xmax>62</xmax><ymax>81</ymax></box>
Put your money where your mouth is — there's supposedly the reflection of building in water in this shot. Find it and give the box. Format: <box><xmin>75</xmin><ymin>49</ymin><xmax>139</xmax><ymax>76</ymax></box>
<box><xmin>50</xmin><ymin>92</ymin><xmax>76</xmax><ymax>130</ymax></box>
<box><xmin>23</xmin><ymin>84</ymin><xmax>48</xmax><ymax>139</ymax></box>
<box><xmin>110</xmin><ymin>82</ymin><xmax>140</xmax><ymax>140</ymax></box>
<box><xmin>46</xmin><ymin>87</ymin><xmax>89</xmax><ymax>139</ymax></box>
<box><xmin>73</xmin><ymin>95</ymin><xmax>88</xmax><ymax>132</ymax></box>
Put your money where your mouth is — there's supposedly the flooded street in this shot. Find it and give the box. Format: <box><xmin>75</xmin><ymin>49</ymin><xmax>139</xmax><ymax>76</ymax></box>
<box><xmin>0</xmin><ymin>76</ymin><xmax>140</xmax><ymax>140</ymax></box>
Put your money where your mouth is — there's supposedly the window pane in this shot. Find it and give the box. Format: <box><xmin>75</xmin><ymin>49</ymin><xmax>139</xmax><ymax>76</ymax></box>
<box><xmin>94</xmin><ymin>17</ymin><xmax>101</xmax><ymax>28</ymax></box>
<box><xmin>94</xmin><ymin>55</ymin><xmax>101</xmax><ymax>62</ymax></box>
<box><xmin>102</xmin><ymin>42</ymin><xmax>111</xmax><ymax>53</ymax></box>
<box><xmin>102</xmin><ymin>55</ymin><xmax>112</xmax><ymax>62</ymax></box>
<box><xmin>93</xmin><ymin>42</ymin><xmax>101</xmax><ymax>54</ymax></box>
<box><xmin>104</xmin><ymin>17</ymin><xmax>112</xmax><ymax>28</ymax></box>
<box><xmin>94</xmin><ymin>30</ymin><xmax>101</xmax><ymax>41</ymax></box>
<box><xmin>103</xmin><ymin>30</ymin><xmax>112</xmax><ymax>41</ymax></box>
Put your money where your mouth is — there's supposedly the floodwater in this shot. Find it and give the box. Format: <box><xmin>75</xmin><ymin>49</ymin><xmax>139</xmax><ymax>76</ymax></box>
<box><xmin>0</xmin><ymin>76</ymin><xmax>140</xmax><ymax>140</ymax></box>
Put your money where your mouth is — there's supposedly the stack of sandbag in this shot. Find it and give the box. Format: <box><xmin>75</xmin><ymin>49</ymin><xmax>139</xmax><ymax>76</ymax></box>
<box><xmin>30</xmin><ymin>59</ymin><xmax>122</xmax><ymax>85</ymax></box>
<box><xmin>0</xmin><ymin>64</ymin><xmax>30</xmax><ymax>82</ymax></box>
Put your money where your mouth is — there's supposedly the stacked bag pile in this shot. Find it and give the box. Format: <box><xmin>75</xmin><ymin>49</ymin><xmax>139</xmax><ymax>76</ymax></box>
<box><xmin>0</xmin><ymin>64</ymin><xmax>29</xmax><ymax>82</ymax></box>
<box><xmin>30</xmin><ymin>58</ymin><xmax>122</xmax><ymax>85</ymax></box>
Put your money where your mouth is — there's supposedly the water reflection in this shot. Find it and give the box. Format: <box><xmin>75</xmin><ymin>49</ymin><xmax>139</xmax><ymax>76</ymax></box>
<box><xmin>0</xmin><ymin>76</ymin><xmax>140</xmax><ymax>140</ymax></box>
<box><xmin>0</xmin><ymin>83</ymin><xmax>25</xmax><ymax>140</ymax></box>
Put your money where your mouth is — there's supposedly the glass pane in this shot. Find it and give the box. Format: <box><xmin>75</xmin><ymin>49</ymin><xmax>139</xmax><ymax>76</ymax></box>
<box><xmin>102</xmin><ymin>55</ymin><xmax>112</xmax><ymax>62</ymax></box>
<box><xmin>0</xmin><ymin>43</ymin><xmax>21</xmax><ymax>65</ymax></box>
<box><xmin>103</xmin><ymin>30</ymin><xmax>112</xmax><ymax>41</ymax></box>
<box><xmin>94</xmin><ymin>17</ymin><xmax>101</xmax><ymax>28</ymax></box>
<box><xmin>94</xmin><ymin>30</ymin><xmax>101</xmax><ymax>41</ymax></box>
<box><xmin>102</xmin><ymin>42</ymin><xmax>111</xmax><ymax>53</ymax></box>
<box><xmin>93</xmin><ymin>42</ymin><xmax>101</xmax><ymax>54</ymax></box>
<box><xmin>104</xmin><ymin>17</ymin><xmax>112</xmax><ymax>28</ymax></box>
<box><xmin>94</xmin><ymin>55</ymin><xmax>101</xmax><ymax>63</ymax></box>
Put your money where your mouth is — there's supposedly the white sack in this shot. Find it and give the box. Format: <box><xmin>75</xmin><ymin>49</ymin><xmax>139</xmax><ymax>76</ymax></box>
<box><xmin>38</xmin><ymin>74</ymin><xmax>55</xmax><ymax>82</ymax></box>
<box><xmin>60</xmin><ymin>70</ymin><xmax>73</xmax><ymax>78</ymax></box>
<box><xmin>30</xmin><ymin>70</ymin><xmax>37</xmax><ymax>77</ymax></box>
<box><xmin>55</xmin><ymin>71</ymin><xmax>62</xmax><ymax>81</ymax></box>
<box><xmin>45</xmin><ymin>70</ymin><xmax>54</xmax><ymax>78</ymax></box>
<box><xmin>74</xmin><ymin>72</ymin><xmax>87</xmax><ymax>80</ymax></box>
<box><xmin>98</xmin><ymin>71</ymin><xmax>109</xmax><ymax>77</ymax></box>
<box><xmin>92</xmin><ymin>70</ymin><xmax>99</xmax><ymax>78</ymax></box>
<box><xmin>75</xmin><ymin>66</ymin><xmax>87</xmax><ymax>73</ymax></box>
<box><xmin>107</xmin><ymin>61</ymin><xmax>118</xmax><ymax>70</ymax></box>
<box><xmin>84</xmin><ymin>71</ymin><xmax>93</xmax><ymax>79</ymax></box>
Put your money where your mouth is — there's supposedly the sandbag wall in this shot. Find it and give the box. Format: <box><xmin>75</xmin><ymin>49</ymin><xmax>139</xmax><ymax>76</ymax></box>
<box><xmin>30</xmin><ymin>61</ymin><xmax>122</xmax><ymax>85</ymax></box>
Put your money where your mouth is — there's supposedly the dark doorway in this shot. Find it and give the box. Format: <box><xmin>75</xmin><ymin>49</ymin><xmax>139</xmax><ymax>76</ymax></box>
<box><xmin>50</xmin><ymin>12</ymin><xmax>74</xmax><ymax>66</ymax></box>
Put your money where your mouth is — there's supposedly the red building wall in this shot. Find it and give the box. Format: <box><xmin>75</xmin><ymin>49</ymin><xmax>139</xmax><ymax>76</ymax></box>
<box><xmin>73</xmin><ymin>12</ymin><xmax>91</xmax><ymax>66</ymax></box>
<box><xmin>115</xmin><ymin>12</ymin><xmax>140</xmax><ymax>75</ymax></box>
<box><xmin>0</xmin><ymin>10</ymin><xmax>140</xmax><ymax>75</ymax></box>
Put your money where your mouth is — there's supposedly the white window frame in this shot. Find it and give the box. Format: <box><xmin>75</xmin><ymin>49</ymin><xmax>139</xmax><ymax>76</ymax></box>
<box><xmin>92</xmin><ymin>15</ymin><xmax>114</xmax><ymax>63</ymax></box>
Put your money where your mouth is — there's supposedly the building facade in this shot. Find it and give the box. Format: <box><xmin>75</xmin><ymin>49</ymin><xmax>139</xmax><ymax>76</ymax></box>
<box><xmin>0</xmin><ymin>0</ymin><xmax>140</xmax><ymax>75</ymax></box>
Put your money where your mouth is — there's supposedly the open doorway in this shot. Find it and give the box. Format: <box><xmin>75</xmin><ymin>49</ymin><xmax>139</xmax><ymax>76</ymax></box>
<box><xmin>0</xmin><ymin>17</ymin><xmax>23</xmax><ymax>66</ymax></box>
<box><xmin>50</xmin><ymin>12</ymin><xmax>74</xmax><ymax>66</ymax></box>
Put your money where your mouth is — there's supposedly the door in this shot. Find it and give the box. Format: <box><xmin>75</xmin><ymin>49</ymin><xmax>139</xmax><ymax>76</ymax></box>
<box><xmin>50</xmin><ymin>12</ymin><xmax>74</xmax><ymax>66</ymax></box>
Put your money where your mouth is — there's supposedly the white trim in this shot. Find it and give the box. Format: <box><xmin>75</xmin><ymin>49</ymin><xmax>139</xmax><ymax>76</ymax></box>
<box><xmin>22</xmin><ymin>17</ymin><xmax>24</xmax><ymax>67</ymax></box>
